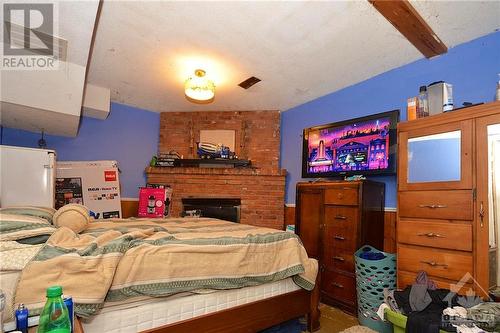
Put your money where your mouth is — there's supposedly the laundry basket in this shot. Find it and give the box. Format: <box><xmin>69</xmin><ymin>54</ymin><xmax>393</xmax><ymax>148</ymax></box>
<box><xmin>355</xmin><ymin>245</ymin><xmax>396</xmax><ymax>333</ymax></box>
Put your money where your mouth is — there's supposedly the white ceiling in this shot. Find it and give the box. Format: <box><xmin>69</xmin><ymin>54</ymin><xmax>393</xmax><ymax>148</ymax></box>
<box><xmin>87</xmin><ymin>1</ymin><xmax>500</xmax><ymax>113</ymax></box>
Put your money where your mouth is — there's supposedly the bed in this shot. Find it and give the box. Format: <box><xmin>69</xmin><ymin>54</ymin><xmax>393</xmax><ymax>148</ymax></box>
<box><xmin>0</xmin><ymin>212</ymin><xmax>320</xmax><ymax>332</ymax></box>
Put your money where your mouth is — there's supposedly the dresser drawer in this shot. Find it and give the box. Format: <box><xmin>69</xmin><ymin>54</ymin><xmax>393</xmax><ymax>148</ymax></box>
<box><xmin>398</xmin><ymin>270</ymin><xmax>472</xmax><ymax>295</ymax></box>
<box><xmin>322</xmin><ymin>270</ymin><xmax>356</xmax><ymax>305</ymax></box>
<box><xmin>399</xmin><ymin>190</ymin><xmax>473</xmax><ymax>220</ymax></box>
<box><xmin>324</xmin><ymin>206</ymin><xmax>358</xmax><ymax>226</ymax></box>
<box><xmin>398</xmin><ymin>220</ymin><xmax>472</xmax><ymax>251</ymax></box>
<box><xmin>398</xmin><ymin>245</ymin><xmax>473</xmax><ymax>281</ymax></box>
<box><xmin>324</xmin><ymin>187</ymin><xmax>358</xmax><ymax>206</ymax></box>
<box><xmin>324</xmin><ymin>224</ymin><xmax>357</xmax><ymax>252</ymax></box>
<box><xmin>324</xmin><ymin>250</ymin><xmax>354</xmax><ymax>272</ymax></box>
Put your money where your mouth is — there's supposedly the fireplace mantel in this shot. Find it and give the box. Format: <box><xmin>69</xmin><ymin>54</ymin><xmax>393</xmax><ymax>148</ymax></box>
<box><xmin>146</xmin><ymin>166</ymin><xmax>286</xmax><ymax>177</ymax></box>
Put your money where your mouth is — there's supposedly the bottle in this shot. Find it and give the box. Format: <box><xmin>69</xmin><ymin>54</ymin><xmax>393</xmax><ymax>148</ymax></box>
<box><xmin>63</xmin><ymin>296</ymin><xmax>74</xmax><ymax>333</ymax></box>
<box><xmin>37</xmin><ymin>286</ymin><xmax>71</xmax><ymax>333</ymax></box>
<box><xmin>496</xmin><ymin>73</ymin><xmax>500</xmax><ymax>101</ymax></box>
<box><xmin>15</xmin><ymin>303</ymin><xmax>28</xmax><ymax>333</ymax></box>
<box><xmin>418</xmin><ymin>86</ymin><xmax>429</xmax><ymax>118</ymax></box>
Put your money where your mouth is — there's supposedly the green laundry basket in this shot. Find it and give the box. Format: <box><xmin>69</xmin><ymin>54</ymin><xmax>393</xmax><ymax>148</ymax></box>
<box><xmin>355</xmin><ymin>245</ymin><xmax>396</xmax><ymax>333</ymax></box>
<box><xmin>385</xmin><ymin>308</ymin><xmax>448</xmax><ymax>333</ymax></box>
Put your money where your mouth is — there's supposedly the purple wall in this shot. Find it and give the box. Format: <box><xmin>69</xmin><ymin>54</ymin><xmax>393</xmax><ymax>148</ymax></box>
<box><xmin>1</xmin><ymin>103</ymin><xmax>160</xmax><ymax>198</ymax></box>
<box><xmin>281</xmin><ymin>31</ymin><xmax>500</xmax><ymax>208</ymax></box>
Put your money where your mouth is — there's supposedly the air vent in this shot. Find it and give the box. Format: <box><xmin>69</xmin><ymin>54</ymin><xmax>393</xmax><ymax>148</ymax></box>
<box><xmin>238</xmin><ymin>76</ymin><xmax>261</xmax><ymax>89</ymax></box>
<box><xmin>4</xmin><ymin>21</ymin><xmax>67</xmax><ymax>61</ymax></box>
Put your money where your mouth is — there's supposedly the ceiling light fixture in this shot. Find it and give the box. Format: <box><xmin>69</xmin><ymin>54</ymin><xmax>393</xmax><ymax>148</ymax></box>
<box><xmin>184</xmin><ymin>69</ymin><xmax>215</xmax><ymax>104</ymax></box>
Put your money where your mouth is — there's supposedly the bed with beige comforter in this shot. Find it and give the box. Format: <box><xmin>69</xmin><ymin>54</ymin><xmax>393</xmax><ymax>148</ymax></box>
<box><xmin>1</xmin><ymin>215</ymin><xmax>317</xmax><ymax>321</ymax></box>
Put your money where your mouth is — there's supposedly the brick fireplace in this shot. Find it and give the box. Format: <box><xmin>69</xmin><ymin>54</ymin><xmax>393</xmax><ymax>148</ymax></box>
<box><xmin>146</xmin><ymin>110</ymin><xmax>286</xmax><ymax>230</ymax></box>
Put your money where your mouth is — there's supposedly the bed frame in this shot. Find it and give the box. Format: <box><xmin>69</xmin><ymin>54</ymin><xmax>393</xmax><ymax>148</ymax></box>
<box><xmin>74</xmin><ymin>278</ymin><xmax>320</xmax><ymax>333</ymax></box>
<box><xmin>142</xmin><ymin>279</ymin><xmax>321</xmax><ymax>333</ymax></box>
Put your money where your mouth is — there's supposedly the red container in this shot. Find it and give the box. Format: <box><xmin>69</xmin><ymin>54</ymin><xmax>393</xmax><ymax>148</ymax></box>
<box><xmin>138</xmin><ymin>188</ymin><xmax>166</xmax><ymax>218</ymax></box>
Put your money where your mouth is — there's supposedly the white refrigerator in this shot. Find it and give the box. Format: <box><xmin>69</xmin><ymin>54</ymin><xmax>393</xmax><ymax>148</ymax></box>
<box><xmin>55</xmin><ymin>161</ymin><xmax>122</xmax><ymax>219</ymax></box>
<box><xmin>0</xmin><ymin>145</ymin><xmax>56</xmax><ymax>207</ymax></box>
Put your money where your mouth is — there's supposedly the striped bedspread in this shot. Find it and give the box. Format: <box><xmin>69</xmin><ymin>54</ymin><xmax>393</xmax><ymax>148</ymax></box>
<box><xmin>14</xmin><ymin>217</ymin><xmax>317</xmax><ymax>318</ymax></box>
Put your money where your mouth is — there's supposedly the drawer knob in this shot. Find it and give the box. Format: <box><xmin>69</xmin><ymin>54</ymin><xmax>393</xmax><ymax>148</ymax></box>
<box><xmin>418</xmin><ymin>204</ymin><xmax>447</xmax><ymax>209</ymax></box>
<box><xmin>334</xmin><ymin>215</ymin><xmax>347</xmax><ymax>220</ymax></box>
<box><xmin>421</xmin><ymin>260</ymin><xmax>448</xmax><ymax>268</ymax></box>
<box><xmin>332</xmin><ymin>282</ymin><xmax>344</xmax><ymax>288</ymax></box>
<box><xmin>337</xmin><ymin>193</ymin><xmax>344</xmax><ymax>199</ymax></box>
<box><xmin>334</xmin><ymin>235</ymin><xmax>345</xmax><ymax>241</ymax></box>
<box><xmin>333</xmin><ymin>256</ymin><xmax>345</xmax><ymax>262</ymax></box>
<box><xmin>417</xmin><ymin>232</ymin><xmax>445</xmax><ymax>238</ymax></box>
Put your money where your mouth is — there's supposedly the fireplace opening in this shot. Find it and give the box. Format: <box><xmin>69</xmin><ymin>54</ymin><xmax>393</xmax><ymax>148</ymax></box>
<box><xmin>181</xmin><ymin>198</ymin><xmax>241</xmax><ymax>223</ymax></box>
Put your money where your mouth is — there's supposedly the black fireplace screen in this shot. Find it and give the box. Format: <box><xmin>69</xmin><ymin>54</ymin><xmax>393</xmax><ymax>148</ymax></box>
<box><xmin>181</xmin><ymin>198</ymin><xmax>241</xmax><ymax>223</ymax></box>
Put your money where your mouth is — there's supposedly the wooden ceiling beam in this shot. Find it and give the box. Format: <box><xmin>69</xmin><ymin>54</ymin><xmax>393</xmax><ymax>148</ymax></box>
<box><xmin>369</xmin><ymin>0</ymin><xmax>448</xmax><ymax>58</ymax></box>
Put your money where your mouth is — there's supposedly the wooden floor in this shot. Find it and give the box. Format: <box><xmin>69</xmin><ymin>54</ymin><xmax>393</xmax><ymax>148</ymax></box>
<box><xmin>309</xmin><ymin>304</ymin><xmax>376</xmax><ymax>333</ymax></box>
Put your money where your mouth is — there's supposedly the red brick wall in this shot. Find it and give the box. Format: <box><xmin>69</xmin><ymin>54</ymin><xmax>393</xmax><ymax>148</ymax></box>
<box><xmin>151</xmin><ymin>110</ymin><xmax>285</xmax><ymax>230</ymax></box>
<box><xmin>159</xmin><ymin>111</ymin><xmax>281</xmax><ymax>175</ymax></box>
<box><xmin>147</xmin><ymin>168</ymin><xmax>285</xmax><ymax>230</ymax></box>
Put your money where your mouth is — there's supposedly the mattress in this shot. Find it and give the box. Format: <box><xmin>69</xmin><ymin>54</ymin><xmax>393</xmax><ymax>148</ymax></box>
<box><xmin>3</xmin><ymin>278</ymin><xmax>300</xmax><ymax>333</ymax></box>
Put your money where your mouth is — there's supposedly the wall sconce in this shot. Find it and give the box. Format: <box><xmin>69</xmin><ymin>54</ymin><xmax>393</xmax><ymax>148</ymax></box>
<box><xmin>184</xmin><ymin>69</ymin><xmax>215</xmax><ymax>104</ymax></box>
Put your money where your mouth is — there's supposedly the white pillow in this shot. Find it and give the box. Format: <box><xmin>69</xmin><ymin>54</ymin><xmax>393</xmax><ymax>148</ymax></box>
<box><xmin>53</xmin><ymin>204</ymin><xmax>90</xmax><ymax>233</ymax></box>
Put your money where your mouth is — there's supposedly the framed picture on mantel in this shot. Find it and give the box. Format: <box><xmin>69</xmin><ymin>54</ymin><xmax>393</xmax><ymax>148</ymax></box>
<box><xmin>199</xmin><ymin>129</ymin><xmax>236</xmax><ymax>151</ymax></box>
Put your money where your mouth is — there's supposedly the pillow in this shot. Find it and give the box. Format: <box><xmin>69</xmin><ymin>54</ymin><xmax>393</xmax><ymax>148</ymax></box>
<box><xmin>0</xmin><ymin>206</ymin><xmax>56</xmax><ymax>224</ymax></box>
<box><xmin>0</xmin><ymin>213</ymin><xmax>55</xmax><ymax>241</ymax></box>
<box><xmin>52</xmin><ymin>204</ymin><xmax>90</xmax><ymax>233</ymax></box>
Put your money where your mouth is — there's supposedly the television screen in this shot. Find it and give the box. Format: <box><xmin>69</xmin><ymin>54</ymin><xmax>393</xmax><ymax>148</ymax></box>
<box><xmin>302</xmin><ymin>110</ymin><xmax>399</xmax><ymax>178</ymax></box>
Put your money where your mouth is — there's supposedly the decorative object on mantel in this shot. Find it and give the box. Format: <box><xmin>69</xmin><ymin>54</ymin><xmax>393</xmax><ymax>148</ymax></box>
<box><xmin>184</xmin><ymin>69</ymin><xmax>215</xmax><ymax>104</ymax></box>
<box><xmin>151</xmin><ymin>151</ymin><xmax>181</xmax><ymax>167</ymax></box>
<box><xmin>197</xmin><ymin>142</ymin><xmax>237</xmax><ymax>159</ymax></box>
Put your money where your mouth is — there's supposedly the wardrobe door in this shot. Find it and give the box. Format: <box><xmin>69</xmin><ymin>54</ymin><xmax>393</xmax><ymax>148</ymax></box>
<box><xmin>476</xmin><ymin>114</ymin><xmax>500</xmax><ymax>296</ymax></box>
<box><xmin>399</xmin><ymin>120</ymin><xmax>473</xmax><ymax>191</ymax></box>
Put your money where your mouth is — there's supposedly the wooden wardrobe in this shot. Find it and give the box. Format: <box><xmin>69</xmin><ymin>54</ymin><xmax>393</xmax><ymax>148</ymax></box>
<box><xmin>397</xmin><ymin>101</ymin><xmax>500</xmax><ymax>297</ymax></box>
<box><xmin>295</xmin><ymin>180</ymin><xmax>385</xmax><ymax>313</ymax></box>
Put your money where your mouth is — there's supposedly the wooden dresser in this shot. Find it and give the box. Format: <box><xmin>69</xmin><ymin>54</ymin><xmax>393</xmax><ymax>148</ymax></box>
<box><xmin>295</xmin><ymin>180</ymin><xmax>385</xmax><ymax>313</ymax></box>
<box><xmin>397</xmin><ymin>101</ymin><xmax>500</xmax><ymax>296</ymax></box>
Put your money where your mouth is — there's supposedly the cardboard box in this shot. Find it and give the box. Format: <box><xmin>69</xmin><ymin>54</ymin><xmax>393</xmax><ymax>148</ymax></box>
<box><xmin>138</xmin><ymin>187</ymin><xmax>166</xmax><ymax>218</ymax></box>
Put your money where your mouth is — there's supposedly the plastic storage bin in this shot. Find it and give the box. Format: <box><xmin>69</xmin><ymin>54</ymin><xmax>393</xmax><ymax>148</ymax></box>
<box><xmin>355</xmin><ymin>245</ymin><xmax>396</xmax><ymax>333</ymax></box>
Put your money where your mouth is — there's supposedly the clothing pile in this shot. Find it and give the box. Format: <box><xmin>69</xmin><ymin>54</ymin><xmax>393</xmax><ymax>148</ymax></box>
<box><xmin>377</xmin><ymin>271</ymin><xmax>500</xmax><ymax>333</ymax></box>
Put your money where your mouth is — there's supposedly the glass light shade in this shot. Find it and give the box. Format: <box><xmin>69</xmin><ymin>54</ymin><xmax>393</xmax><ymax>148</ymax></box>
<box><xmin>185</xmin><ymin>69</ymin><xmax>215</xmax><ymax>104</ymax></box>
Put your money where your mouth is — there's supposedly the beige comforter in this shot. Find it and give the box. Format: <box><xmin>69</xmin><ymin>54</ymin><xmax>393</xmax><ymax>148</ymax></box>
<box><xmin>12</xmin><ymin>217</ymin><xmax>317</xmax><ymax>318</ymax></box>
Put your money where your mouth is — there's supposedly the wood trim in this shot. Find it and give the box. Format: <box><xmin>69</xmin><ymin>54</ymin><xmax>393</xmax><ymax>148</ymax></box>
<box><xmin>285</xmin><ymin>205</ymin><xmax>296</xmax><ymax>227</ymax></box>
<box><xmin>121</xmin><ymin>199</ymin><xmax>139</xmax><ymax>218</ymax></box>
<box><xmin>141</xmin><ymin>282</ymin><xmax>320</xmax><ymax>333</ymax></box>
<box><xmin>368</xmin><ymin>0</ymin><xmax>447</xmax><ymax>58</ymax></box>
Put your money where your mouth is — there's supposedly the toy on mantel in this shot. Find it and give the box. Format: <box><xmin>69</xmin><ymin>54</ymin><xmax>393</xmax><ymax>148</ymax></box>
<box><xmin>197</xmin><ymin>142</ymin><xmax>238</xmax><ymax>160</ymax></box>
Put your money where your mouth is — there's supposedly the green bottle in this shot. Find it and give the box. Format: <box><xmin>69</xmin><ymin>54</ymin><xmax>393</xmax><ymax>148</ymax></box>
<box><xmin>37</xmin><ymin>286</ymin><xmax>71</xmax><ymax>333</ymax></box>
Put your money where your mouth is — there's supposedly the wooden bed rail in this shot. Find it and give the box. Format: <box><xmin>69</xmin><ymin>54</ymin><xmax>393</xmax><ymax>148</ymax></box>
<box><xmin>74</xmin><ymin>276</ymin><xmax>320</xmax><ymax>333</ymax></box>
<box><xmin>142</xmin><ymin>277</ymin><xmax>320</xmax><ymax>333</ymax></box>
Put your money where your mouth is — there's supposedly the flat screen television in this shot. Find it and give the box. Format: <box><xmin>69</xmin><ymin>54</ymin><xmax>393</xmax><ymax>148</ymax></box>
<box><xmin>302</xmin><ymin>110</ymin><xmax>399</xmax><ymax>178</ymax></box>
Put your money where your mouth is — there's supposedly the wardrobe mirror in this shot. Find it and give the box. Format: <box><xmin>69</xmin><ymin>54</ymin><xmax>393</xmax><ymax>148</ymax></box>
<box><xmin>407</xmin><ymin>130</ymin><xmax>461</xmax><ymax>183</ymax></box>
<box><xmin>487</xmin><ymin>123</ymin><xmax>500</xmax><ymax>288</ymax></box>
